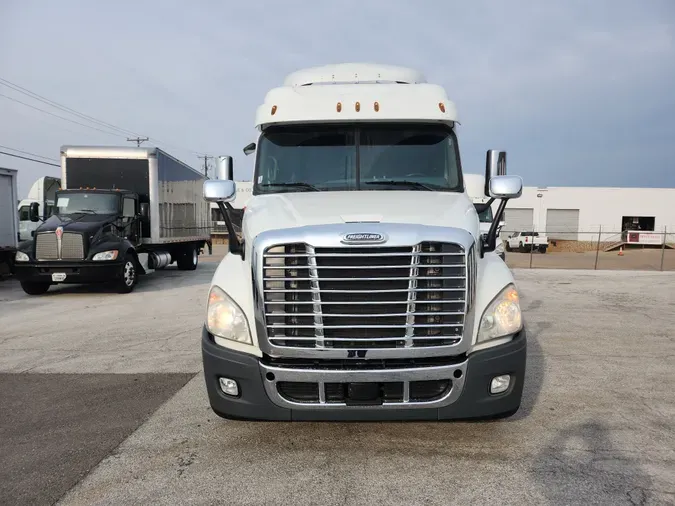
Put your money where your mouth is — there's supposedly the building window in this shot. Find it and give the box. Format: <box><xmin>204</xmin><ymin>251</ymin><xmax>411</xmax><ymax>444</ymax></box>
<box><xmin>621</xmin><ymin>216</ymin><xmax>655</xmax><ymax>232</ymax></box>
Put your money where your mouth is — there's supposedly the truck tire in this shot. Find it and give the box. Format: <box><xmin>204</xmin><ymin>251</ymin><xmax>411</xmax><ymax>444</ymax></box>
<box><xmin>177</xmin><ymin>244</ymin><xmax>198</xmax><ymax>271</ymax></box>
<box><xmin>20</xmin><ymin>281</ymin><xmax>50</xmax><ymax>295</ymax></box>
<box><xmin>538</xmin><ymin>245</ymin><xmax>547</xmax><ymax>254</ymax></box>
<box><xmin>505</xmin><ymin>243</ymin><xmax>511</xmax><ymax>252</ymax></box>
<box><xmin>518</xmin><ymin>242</ymin><xmax>526</xmax><ymax>253</ymax></box>
<box><xmin>117</xmin><ymin>254</ymin><xmax>138</xmax><ymax>293</ymax></box>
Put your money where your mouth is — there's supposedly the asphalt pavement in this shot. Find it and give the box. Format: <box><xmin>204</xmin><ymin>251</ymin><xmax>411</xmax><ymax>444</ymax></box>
<box><xmin>0</xmin><ymin>255</ymin><xmax>673</xmax><ymax>505</ymax></box>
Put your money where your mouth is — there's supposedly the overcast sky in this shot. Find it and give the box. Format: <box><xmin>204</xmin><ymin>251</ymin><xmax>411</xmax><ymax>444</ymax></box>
<box><xmin>1</xmin><ymin>0</ymin><xmax>674</xmax><ymax>198</ymax></box>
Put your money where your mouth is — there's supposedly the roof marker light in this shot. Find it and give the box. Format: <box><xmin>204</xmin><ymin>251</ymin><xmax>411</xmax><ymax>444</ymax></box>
<box><xmin>336</xmin><ymin>102</ymin><xmax>342</xmax><ymax>112</ymax></box>
<box><xmin>374</xmin><ymin>101</ymin><xmax>380</xmax><ymax>112</ymax></box>
<box><xmin>439</xmin><ymin>102</ymin><xmax>446</xmax><ymax>112</ymax></box>
<box><xmin>355</xmin><ymin>101</ymin><xmax>360</xmax><ymax>112</ymax></box>
<box><xmin>271</xmin><ymin>105</ymin><xmax>277</xmax><ymax>115</ymax></box>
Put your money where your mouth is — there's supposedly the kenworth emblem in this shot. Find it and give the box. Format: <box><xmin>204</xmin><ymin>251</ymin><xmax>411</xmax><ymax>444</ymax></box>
<box><xmin>341</xmin><ymin>232</ymin><xmax>387</xmax><ymax>244</ymax></box>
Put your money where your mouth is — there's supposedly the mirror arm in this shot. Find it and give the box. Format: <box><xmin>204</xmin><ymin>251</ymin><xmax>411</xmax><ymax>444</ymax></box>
<box><xmin>484</xmin><ymin>198</ymin><xmax>509</xmax><ymax>252</ymax></box>
<box><xmin>217</xmin><ymin>201</ymin><xmax>244</xmax><ymax>258</ymax></box>
<box><xmin>473</xmin><ymin>197</ymin><xmax>495</xmax><ymax>214</ymax></box>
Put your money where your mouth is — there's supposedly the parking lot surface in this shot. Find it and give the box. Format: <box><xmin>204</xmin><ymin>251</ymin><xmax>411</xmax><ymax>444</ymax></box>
<box><xmin>0</xmin><ymin>253</ymin><xmax>674</xmax><ymax>505</ymax></box>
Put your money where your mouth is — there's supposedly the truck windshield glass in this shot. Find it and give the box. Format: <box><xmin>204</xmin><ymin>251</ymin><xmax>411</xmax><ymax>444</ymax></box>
<box><xmin>55</xmin><ymin>193</ymin><xmax>119</xmax><ymax>215</ymax></box>
<box><xmin>254</xmin><ymin>123</ymin><xmax>462</xmax><ymax>194</ymax></box>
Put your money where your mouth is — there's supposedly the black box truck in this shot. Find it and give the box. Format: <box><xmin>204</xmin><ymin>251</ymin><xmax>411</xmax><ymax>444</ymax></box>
<box><xmin>13</xmin><ymin>145</ymin><xmax>212</xmax><ymax>294</ymax></box>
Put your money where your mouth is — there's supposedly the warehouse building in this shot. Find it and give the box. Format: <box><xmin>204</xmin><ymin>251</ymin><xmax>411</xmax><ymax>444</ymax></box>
<box><xmin>211</xmin><ymin>181</ymin><xmax>674</xmax><ymax>245</ymax></box>
<box><xmin>504</xmin><ymin>186</ymin><xmax>675</xmax><ymax>244</ymax></box>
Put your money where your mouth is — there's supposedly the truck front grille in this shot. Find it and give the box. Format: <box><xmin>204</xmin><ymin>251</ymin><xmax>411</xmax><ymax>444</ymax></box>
<box><xmin>35</xmin><ymin>233</ymin><xmax>59</xmax><ymax>260</ymax></box>
<box><xmin>35</xmin><ymin>232</ymin><xmax>85</xmax><ymax>260</ymax></box>
<box><xmin>61</xmin><ymin>233</ymin><xmax>85</xmax><ymax>260</ymax></box>
<box><xmin>262</xmin><ymin>242</ymin><xmax>471</xmax><ymax>350</ymax></box>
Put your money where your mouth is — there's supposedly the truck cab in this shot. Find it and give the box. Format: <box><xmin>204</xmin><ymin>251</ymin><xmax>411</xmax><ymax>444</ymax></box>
<box><xmin>14</xmin><ymin>188</ymin><xmax>144</xmax><ymax>294</ymax></box>
<box><xmin>201</xmin><ymin>63</ymin><xmax>527</xmax><ymax>421</ymax></box>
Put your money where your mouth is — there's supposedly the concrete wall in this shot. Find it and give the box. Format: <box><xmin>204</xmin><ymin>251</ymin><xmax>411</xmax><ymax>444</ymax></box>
<box><xmin>505</xmin><ymin>187</ymin><xmax>675</xmax><ymax>241</ymax></box>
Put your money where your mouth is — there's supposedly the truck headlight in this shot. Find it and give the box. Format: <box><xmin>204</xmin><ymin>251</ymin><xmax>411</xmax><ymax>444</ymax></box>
<box><xmin>207</xmin><ymin>285</ymin><xmax>252</xmax><ymax>344</ymax></box>
<box><xmin>92</xmin><ymin>250</ymin><xmax>119</xmax><ymax>261</ymax></box>
<box><xmin>477</xmin><ymin>284</ymin><xmax>522</xmax><ymax>343</ymax></box>
<box><xmin>15</xmin><ymin>251</ymin><xmax>29</xmax><ymax>262</ymax></box>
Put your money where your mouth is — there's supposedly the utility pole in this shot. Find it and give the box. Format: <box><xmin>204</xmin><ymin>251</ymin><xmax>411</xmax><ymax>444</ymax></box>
<box><xmin>198</xmin><ymin>155</ymin><xmax>214</xmax><ymax>178</ymax></box>
<box><xmin>127</xmin><ymin>137</ymin><xmax>149</xmax><ymax>147</ymax></box>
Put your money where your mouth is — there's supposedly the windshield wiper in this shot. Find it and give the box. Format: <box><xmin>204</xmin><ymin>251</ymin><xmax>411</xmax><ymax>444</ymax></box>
<box><xmin>259</xmin><ymin>182</ymin><xmax>320</xmax><ymax>192</ymax></box>
<box><xmin>364</xmin><ymin>180</ymin><xmax>435</xmax><ymax>191</ymax></box>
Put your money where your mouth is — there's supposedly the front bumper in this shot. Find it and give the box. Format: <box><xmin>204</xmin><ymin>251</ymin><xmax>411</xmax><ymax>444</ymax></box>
<box><xmin>202</xmin><ymin>327</ymin><xmax>527</xmax><ymax>421</ymax></box>
<box><xmin>13</xmin><ymin>261</ymin><xmax>124</xmax><ymax>284</ymax></box>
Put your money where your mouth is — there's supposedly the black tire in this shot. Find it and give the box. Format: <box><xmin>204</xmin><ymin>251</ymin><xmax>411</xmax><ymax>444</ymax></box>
<box><xmin>177</xmin><ymin>244</ymin><xmax>198</xmax><ymax>271</ymax></box>
<box><xmin>538</xmin><ymin>245</ymin><xmax>547</xmax><ymax>254</ymax></box>
<box><xmin>20</xmin><ymin>281</ymin><xmax>50</xmax><ymax>295</ymax></box>
<box><xmin>505</xmin><ymin>243</ymin><xmax>512</xmax><ymax>252</ymax></box>
<box><xmin>518</xmin><ymin>243</ymin><xmax>526</xmax><ymax>253</ymax></box>
<box><xmin>117</xmin><ymin>254</ymin><xmax>138</xmax><ymax>293</ymax></box>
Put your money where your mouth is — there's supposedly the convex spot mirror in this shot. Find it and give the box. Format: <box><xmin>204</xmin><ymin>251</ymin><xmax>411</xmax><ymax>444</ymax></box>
<box><xmin>489</xmin><ymin>175</ymin><xmax>523</xmax><ymax>199</ymax></box>
<box><xmin>203</xmin><ymin>180</ymin><xmax>236</xmax><ymax>203</ymax></box>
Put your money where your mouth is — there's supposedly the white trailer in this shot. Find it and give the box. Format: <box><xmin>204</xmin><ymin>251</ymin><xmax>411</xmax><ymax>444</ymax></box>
<box><xmin>0</xmin><ymin>167</ymin><xmax>19</xmax><ymax>276</ymax></box>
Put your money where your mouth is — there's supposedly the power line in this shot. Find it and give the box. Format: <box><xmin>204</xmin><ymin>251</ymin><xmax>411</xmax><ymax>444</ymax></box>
<box><xmin>0</xmin><ymin>150</ymin><xmax>60</xmax><ymax>167</ymax></box>
<box><xmin>0</xmin><ymin>76</ymin><xmax>208</xmax><ymax>158</ymax></box>
<box><xmin>0</xmin><ymin>144</ymin><xmax>58</xmax><ymax>162</ymax></box>
<box><xmin>0</xmin><ymin>92</ymin><xmax>128</xmax><ymax>138</ymax></box>
<box><xmin>0</xmin><ymin>77</ymin><xmax>141</xmax><ymax>138</ymax></box>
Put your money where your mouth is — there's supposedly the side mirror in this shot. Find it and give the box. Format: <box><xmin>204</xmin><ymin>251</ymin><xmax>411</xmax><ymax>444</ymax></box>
<box><xmin>243</xmin><ymin>143</ymin><xmax>256</xmax><ymax>156</ymax></box>
<box><xmin>484</xmin><ymin>150</ymin><xmax>507</xmax><ymax>196</ymax></box>
<box><xmin>482</xmin><ymin>175</ymin><xmax>522</xmax><ymax>256</ymax></box>
<box><xmin>140</xmin><ymin>203</ymin><xmax>149</xmax><ymax>219</ymax></box>
<box><xmin>489</xmin><ymin>175</ymin><xmax>522</xmax><ymax>199</ymax></box>
<box><xmin>204</xmin><ymin>179</ymin><xmax>242</xmax><ymax>258</ymax></box>
<box><xmin>29</xmin><ymin>202</ymin><xmax>40</xmax><ymax>222</ymax></box>
<box><xmin>215</xmin><ymin>156</ymin><xmax>234</xmax><ymax>180</ymax></box>
<box><xmin>203</xmin><ymin>180</ymin><xmax>236</xmax><ymax>203</ymax></box>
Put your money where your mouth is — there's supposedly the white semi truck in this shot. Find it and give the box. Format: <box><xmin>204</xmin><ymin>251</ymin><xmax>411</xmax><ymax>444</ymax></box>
<box><xmin>202</xmin><ymin>63</ymin><xmax>526</xmax><ymax>421</ymax></box>
<box><xmin>18</xmin><ymin>176</ymin><xmax>61</xmax><ymax>241</ymax></box>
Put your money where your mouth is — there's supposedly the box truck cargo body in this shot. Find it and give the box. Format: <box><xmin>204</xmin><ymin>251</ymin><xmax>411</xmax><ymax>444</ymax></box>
<box><xmin>13</xmin><ymin>146</ymin><xmax>211</xmax><ymax>294</ymax></box>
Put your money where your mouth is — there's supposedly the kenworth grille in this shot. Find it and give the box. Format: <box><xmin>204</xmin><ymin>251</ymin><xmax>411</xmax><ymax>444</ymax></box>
<box><xmin>35</xmin><ymin>232</ymin><xmax>85</xmax><ymax>261</ymax></box>
<box><xmin>262</xmin><ymin>242</ymin><xmax>476</xmax><ymax>351</ymax></box>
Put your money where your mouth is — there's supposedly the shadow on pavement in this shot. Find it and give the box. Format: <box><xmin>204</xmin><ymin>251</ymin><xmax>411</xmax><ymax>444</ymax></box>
<box><xmin>531</xmin><ymin>421</ymin><xmax>655</xmax><ymax>505</ymax></box>
<box><xmin>0</xmin><ymin>372</ymin><xmax>194</xmax><ymax>506</ymax></box>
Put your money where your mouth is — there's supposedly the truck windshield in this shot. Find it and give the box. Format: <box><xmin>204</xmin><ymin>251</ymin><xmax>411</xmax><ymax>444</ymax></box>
<box><xmin>55</xmin><ymin>193</ymin><xmax>119</xmax><ymax>215</ymax></box>
<box><xmin>254</xmin><ymin>123</ymin><xmax>462</xmax><ymax>194</ymax></box>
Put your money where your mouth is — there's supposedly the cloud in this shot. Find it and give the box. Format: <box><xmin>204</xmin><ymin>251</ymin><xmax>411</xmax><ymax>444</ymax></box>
<box><xmin>1</xmin><ymin>0</ymin><xmax>673</xmax><ymax>195</ymax></box>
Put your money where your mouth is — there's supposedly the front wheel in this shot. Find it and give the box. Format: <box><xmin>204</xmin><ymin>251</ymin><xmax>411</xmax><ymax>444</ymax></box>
<box><xmin>117</xmin><ymin>255</ymin><xmax>138</xmax><ymax>293</ymax></box>
<box><xmin>20</xmin><ymin>281</ymin><xmax>50</xmax><ymax>295</ymax></box>
<box><xmin>177</xmin><ymin>244</ymin><xmax>198</xmax><ymax>271</ymax></box>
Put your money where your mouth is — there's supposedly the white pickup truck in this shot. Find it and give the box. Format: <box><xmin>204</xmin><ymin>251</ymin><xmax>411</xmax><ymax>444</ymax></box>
<box><xmin>201</xmin><ymin>63</ymin><xmax>527</xmax><ymax>422</ymax></box>
<box><xmin>506</xmin><ymin>231</ymin><xmax>548</xmax><ymax>253</ymax></box>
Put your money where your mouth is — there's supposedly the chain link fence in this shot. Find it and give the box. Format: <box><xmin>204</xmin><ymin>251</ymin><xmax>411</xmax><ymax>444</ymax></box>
<box><xmin>499</xmin><ymin>228</ymin><xmax>674</xmax><ymax>271</ymax></box>
<box><xmin>208</xmin><ymin>221</ymin><xmax>674</xmax><ymax>271</ymax></box>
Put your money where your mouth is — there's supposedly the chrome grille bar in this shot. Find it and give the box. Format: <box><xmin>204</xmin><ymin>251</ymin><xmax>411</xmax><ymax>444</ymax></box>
<box><xmin>262</xmin><ymin>241</ymin><xmax>468</xmax><ymax>351</ymax></box>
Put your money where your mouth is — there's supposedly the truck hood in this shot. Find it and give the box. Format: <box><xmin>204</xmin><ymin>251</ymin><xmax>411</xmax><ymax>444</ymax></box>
<box><xmin>243</xmin><ymin>190</ymin><xmax>479</xmax><ymax>243</ymax></box>
<box><xmin>36</xmin><ymin>213</ymin><xmax>117</xmax><ymax>236</ymax></box>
